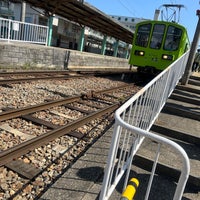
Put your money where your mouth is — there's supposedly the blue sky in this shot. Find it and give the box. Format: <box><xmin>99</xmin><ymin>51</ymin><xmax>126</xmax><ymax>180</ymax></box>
<box><xmin>85</xmin><ymin>0</ymin><xmax>199</xmax><ymax>43</ymax></box>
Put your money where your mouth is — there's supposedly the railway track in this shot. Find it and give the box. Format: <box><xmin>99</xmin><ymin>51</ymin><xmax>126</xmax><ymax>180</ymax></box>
<box><xmin>0</xmin><ymin>84</ymin><xmax>135</xmax><ymax>164</ymax></box>
<box><xmin>0</xmin><ymin>70</ymin><xmax>135</xmax><ymax>85</ymax></box>
<box><xmin>0</xmin><ymin>81</ymin><xmax>141</xmax><ymax>199</ymax></box>
<box><xmin>0</xmin><ymin>70</ymin><xmax>86</xmax><ymax>85</ymax></box>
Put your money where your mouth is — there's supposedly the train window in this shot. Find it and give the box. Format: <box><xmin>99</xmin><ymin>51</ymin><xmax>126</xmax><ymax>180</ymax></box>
<box><xmin>164</xmin><ymin>26</ymin><xmax>182</xmax><ymax>51</ymax></box>
<box><xmin>135</xmin><ymin>23</ymin><xmax>151</xmax><ymax>47</ymax></box>
<box><xmin>150</xmin><ymin>24</ymin><xmax>165</xmax><ymax>49</ymax></box>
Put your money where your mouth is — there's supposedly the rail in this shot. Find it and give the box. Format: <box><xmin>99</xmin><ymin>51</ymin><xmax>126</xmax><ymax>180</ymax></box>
<box><xmin>99</xmin><ymin>50</ymin><xmax>190</xmax><ymax>200</ymax></box>
<box><xmin>0</xmin><ymin>17</ymin><xmax>48</xmax><ymax>45</ymax></box>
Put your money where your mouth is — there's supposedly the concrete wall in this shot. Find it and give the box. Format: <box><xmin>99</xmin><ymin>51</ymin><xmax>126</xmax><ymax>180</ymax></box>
<box><xmin>0</xmin><ymin>42</ymin><xmax>130</xmax><ymax>71</ymax></box>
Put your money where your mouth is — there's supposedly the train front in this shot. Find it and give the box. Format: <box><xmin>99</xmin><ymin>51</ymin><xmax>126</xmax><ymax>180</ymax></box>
<box><xmin>129</xmin><ymin>20</ymin><xmax>189</xmax><ymax>74</ymax></box>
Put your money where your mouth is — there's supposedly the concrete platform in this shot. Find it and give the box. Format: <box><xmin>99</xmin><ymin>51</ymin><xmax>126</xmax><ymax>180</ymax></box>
<box><xmin>0</xmin><ymin>42</ymin><xmax>130</xmax><ymax>71</ymax></box>
<box><xmin>40</xmin><ymin>73</ymin><xmax>200</xmax><ymax>200</ymax></box>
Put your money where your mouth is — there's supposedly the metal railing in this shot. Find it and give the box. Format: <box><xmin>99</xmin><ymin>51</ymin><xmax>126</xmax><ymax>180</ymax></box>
<box><xmin>0</xmin><ymin>17</ymin><xmax>48</xmax><ymax>45</ymax></box>
<box><xmin>99</xmin><ymin>51</ymin><xmax>190</xmax><ymax>200</ymax></box>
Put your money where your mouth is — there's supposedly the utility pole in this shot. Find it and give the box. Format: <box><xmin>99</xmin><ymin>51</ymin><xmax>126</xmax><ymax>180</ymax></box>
<box><xmin>181</xmin><ymin>10</ymin><xmax>200</xmax><ymax>85</ymax></box>
<box><xmin>154</xmin><ymin>9</ymin><xmax>160</xmax><ymax>20</ymax></box>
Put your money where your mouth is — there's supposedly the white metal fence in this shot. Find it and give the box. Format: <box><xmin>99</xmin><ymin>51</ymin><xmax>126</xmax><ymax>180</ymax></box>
<box><xmin>0</xmin><ymin>17</ymin><xmax>48</xmax><ymax>45</ymax></box>
<box><xmin>99</xmin><ymin>51</ymin><xmax>190</xmax><ymax>200</ymax></box>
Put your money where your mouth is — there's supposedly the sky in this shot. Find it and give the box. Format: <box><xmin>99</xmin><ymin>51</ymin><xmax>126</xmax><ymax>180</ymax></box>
<box><xmin>85</xmin><ymin>0</ymin><xmax>200</xmax><ymax>43</ymax></box>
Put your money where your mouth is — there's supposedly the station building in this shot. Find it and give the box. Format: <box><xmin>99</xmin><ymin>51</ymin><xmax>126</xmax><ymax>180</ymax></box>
<box><xmin>0</xmin><ymin>1</ymin><xmax>147</xmax><ymax>58</ymax></box>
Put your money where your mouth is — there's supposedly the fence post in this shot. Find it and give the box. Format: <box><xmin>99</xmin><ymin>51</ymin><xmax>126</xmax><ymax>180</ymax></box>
<box><xmin>8</xmin><ymin>19</ymin><xmax>11</xmax><ymax>43</ymax></box>
<box><xmin>45</xmin><ymin>26</ymin><xmax>49</xmax><ymax>46</ymax></box>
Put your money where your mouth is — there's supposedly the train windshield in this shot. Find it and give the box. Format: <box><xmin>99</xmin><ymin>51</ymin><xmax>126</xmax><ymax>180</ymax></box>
<box><xmin>164</xmin><ymin>26</ymin><xmax>182</xmax><ymax>51</ymax></box>
<box><xmin>150</xmin><ymin>24</ymin><xmax>165</xmax><ymax>49</ymax></box>
<box><xmin>135</xmin><ymin>23</ymin><xmax>151</xmax><ymax>47</ymax></box>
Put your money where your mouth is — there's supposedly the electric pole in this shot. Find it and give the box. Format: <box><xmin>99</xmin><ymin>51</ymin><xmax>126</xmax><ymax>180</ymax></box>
<box><xmin>181</xmin><ymin>10</ymin><xmax>200</xmax><ymax>85</ymax></box>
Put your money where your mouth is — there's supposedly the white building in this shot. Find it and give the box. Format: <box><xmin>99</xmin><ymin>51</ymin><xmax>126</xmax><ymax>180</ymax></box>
<box><xmin>110</xmin><ymin>15</ymin><xmax>148</xmax><ymax>32</ymax></box>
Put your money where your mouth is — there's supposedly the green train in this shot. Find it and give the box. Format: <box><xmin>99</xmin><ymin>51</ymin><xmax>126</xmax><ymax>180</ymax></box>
<box><xmin>129</xmin><ymin>20</ymin><xmax>190</xmax><ymax>73</ymax></box>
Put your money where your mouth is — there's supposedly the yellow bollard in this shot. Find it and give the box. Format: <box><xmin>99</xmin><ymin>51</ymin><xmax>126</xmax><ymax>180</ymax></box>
<box><xmin>120</xmin><ymin>178</ymin><xmax>139</xmax><ymax>200</ymax></box>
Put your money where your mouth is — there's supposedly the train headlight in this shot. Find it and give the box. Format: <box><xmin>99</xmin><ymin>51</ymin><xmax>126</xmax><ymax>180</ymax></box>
<box><xmin>134</xmin><ymin>50</ymin><xmax>145</xmax><ymax>56</ymax></box>
<box><xmin>162</xmin><ymin>54</ymin><xmax>173</xmax><ymax>60</ymax></box>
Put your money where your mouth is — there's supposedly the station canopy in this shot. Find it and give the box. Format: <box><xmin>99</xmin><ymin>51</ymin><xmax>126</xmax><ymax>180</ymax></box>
<box><xmin>22</xmin><ymin>0</ymin><xmax>134</xmax><ymax>44</ymax></box>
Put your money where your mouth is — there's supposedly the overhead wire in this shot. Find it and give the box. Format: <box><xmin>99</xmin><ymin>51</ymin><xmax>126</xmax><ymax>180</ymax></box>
<box><xmin>118</xmin><ymin>0</ymin><xmax>136</xmax><ymax>16</ymax></box>
<box><xmin>123</xmin><ymin>0</ymin><xmax>139</xmax><ymax>16</ymax></box>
